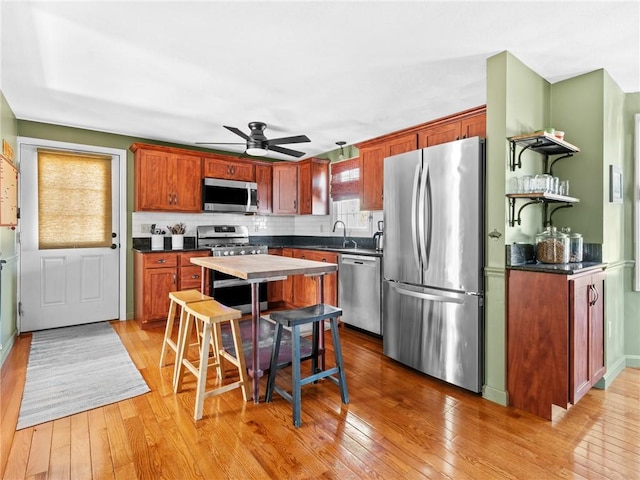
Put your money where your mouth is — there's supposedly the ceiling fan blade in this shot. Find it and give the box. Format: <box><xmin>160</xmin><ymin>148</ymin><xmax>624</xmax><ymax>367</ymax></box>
<box><xmin>268</xmin><ymin>145</ymin><xmax>306</xmax><ymax>158</ymax></box>
<box><xmin>224</xmin><ymin>125</ymin><xmax>251</xmax><ymax>140</ymax></box>
<box><xmin>195</xmin><ymin>142</ymin><xmax>245</xmax><ymax>145</ymax></box>
<box><xmin>266</xmin><ymin>134</ymin><xmax>311</xmax><ymax>146</ymax></box>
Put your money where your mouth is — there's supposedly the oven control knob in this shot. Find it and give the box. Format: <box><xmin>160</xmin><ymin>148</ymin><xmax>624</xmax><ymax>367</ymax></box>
<box><xmin>251</xmin><ymin>249</ymin><xmax>256</xmax><ymax>254</ymax></box>
<box><xmin>240</xmin><ymin>250</ymin><xmax>245</xmax><ymax>255</ymax></box>
<box><xmin>229</xmin><ymin>251</ymin><xmax>235</xmax><ymax>255</ymax></box>
<box><xmin>223</xmin><ymin>251</ymin><xmax>229</xmax><ymax>256</ymax></box>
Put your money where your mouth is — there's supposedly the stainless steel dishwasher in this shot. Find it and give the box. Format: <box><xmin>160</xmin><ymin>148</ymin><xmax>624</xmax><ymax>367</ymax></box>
<box><xmin>338</xmin><ymin>254</ymin><xmax>382</xmax><ymax>335</ymax></box>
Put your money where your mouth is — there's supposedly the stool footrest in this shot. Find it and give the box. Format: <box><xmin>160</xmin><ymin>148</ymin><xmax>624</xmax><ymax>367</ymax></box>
<box><xmin>299</xmin><ymin>367</ymin><xmax>339</xmax><ymax>387</ymax></box>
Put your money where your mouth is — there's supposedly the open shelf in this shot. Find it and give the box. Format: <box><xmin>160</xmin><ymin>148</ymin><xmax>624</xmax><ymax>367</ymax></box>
<box><xmin>507</xmin><ymin>193</ymin><xmax>579</xmax><ymax>227</ymax></box>
<box><xmin>508</xmin><ymin>132</ymin><xmax>580</xmax><ymax>172</ymax></box>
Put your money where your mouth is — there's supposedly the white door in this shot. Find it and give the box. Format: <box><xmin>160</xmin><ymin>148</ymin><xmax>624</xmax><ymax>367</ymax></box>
<box><xmin>19</xmin><ymin>141</ymin><xmax>121</xmax><ymax>332</ymax></box>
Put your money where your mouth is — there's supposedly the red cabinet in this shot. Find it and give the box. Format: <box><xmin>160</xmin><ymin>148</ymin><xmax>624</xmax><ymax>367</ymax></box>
<box><xmin>507</xmin><ymin>267</ymin><xmax>606</xmax><ymax>419</ymax></box>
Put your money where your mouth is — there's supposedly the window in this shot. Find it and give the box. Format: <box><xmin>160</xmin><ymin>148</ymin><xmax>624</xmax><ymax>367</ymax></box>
<box><xmin>330</xmin><ymin>158</ymin><xmax>371</xmax><ymax>232</ymax></box>
<box><xmin>38</xmin><ymin>149</ymin><xmax>113</xmax><ymax>249</ymax></box>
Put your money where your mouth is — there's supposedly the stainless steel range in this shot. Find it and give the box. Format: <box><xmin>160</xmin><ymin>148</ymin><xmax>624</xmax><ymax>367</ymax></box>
<box><xmin>196</xmin><ymin>225</ymin><xmax>268</xmax><ymax>314</ymax></box>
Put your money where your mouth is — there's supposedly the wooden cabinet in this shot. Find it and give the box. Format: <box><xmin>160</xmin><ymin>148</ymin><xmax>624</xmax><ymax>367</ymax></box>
<box><xmin>134</xmin><ymin>250</ymin><xmax>211</xmax><ymax>329</ymax></box>
<box><xmin>132</xmin><ymin>143</ymin><xmax>202</xmax><ymax>212</ymax></box>
<box><xmin>272</xmin><ymin>159</ymin><xmax>329</xmax><ymax>215</ymax></box>
<box><xmin>357</xmin><ymin>106</ymin><xmax>486</xmax><ymax>211</ymax></box>
<box><xmin>255</xmin><ymin>163</ymin><xmax>272</xmax><ymax>214</ymax></box>
<box><xmin>298</xmin><ymin>158</ymin><xmax>329</xmax><ymax>215</ymax></box>
<box><xmin>272</xmin><ymin>163</ymin><xmax>298</xmax><ymax>214</ymax></box>
<box><xmin>570</xmin><ymin>270</ymin><xmax>606</xmax><ymax>404</ymax></box>
<box><xmin>417</xmin><ymin>112</ymin><xmax>487</xmax><ymax>148</ymax></box>
<box><xmin>203</xmin><ymin>156</ymin><xmax>255</xmax><ymax>181</ymax></box>
<box><xmin>267</xmin><ymin>248</ymin><xmax>339</xmax><ymax>308</ymax></box>
<box><xmin>293</xmin><ymin>249</ymin><xmax>339</xmax><ymax>307</ymax></box>
<box><xmin>507</xmin><ymin>267</ymin><xmax>606</xmax><ymax>419</ymax></box>
<box><xmin>360</xmin><ymin>134</ymin><xmax>416</xmax><ymax>211</ymax></box>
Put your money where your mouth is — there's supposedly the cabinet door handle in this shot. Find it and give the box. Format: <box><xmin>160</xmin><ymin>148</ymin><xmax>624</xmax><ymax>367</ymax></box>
<box><xmin>590</xmin><ymin>284</ymin><xmax>599</xmax><ymax>306</ymax></box>
<box><xmin>293</xmin><ymin>200</ymin><xmax>297</xmax><ymax>210</ymax></box>
<box><xmin>168</xmin><ymin>194</ymin><xmax>173</xmax><ymax>204</ymax></box>
<box><xmin>174</xmin><ymin>193</ymin><xmax>178</xmax><ymax>204</ymax></box>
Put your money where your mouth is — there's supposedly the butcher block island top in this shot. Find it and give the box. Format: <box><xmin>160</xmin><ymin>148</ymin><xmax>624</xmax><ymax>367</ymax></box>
<box><xmin>190</xmin><ymin>254</ymin><xmax>337</xmax><ymax>280</ymax></box>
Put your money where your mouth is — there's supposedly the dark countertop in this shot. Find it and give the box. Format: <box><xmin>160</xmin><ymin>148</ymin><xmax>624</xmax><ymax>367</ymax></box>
<box><xmin>133</xmin><ymin>246</ymin><xmax>210</xmax><ymax>253</ymax></box>
<box><xmin>133</xmin><ymin>235</ymin><xmax>383</xmax><ymax>257</ymax></box>
<box><xmin>507</xmin><ymin>261</ymin><xmax>607</xmax><ymax>275</ymax></box>
<box><xmin>271</xmin><ymin>245</ymin><xmax>383</xmax><ymax>257</ymax></box>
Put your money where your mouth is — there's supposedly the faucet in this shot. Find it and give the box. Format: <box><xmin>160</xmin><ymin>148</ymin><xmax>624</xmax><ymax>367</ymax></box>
<box><xmin>332</xmin><ymin>220</ymin><xmax>349</xmax><ymax>248</ymax></box>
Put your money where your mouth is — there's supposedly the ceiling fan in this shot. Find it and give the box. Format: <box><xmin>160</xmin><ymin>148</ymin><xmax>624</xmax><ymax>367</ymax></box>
<box><xmin>196</xmin><ymin>121</ymin><xmax>311</xmax><ymax>158</ymax></box>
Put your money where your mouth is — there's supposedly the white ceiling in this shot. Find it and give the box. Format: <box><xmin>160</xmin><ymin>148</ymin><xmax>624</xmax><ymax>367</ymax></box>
<box><xmin>1</xmin><ymin>1</ymin><xmax>639</xmax><ymax>160</ymax></box>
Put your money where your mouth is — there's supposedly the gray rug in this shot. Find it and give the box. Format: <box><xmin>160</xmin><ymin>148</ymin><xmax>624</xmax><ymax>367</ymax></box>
<box><xmin>17</xmin><ymin>321</ymin><xmax>150</xmax><ymax>430</ymax></box>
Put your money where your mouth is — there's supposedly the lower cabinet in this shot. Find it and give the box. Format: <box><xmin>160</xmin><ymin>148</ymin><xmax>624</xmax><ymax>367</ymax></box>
<box><xmin>267</xmin><ymin>248</ymin><xmax>338</xmax><ymax>308</ymax></box>
<box><xmin>506</xmin><ymin>268</ymin><xmax>606</xmax><ymax>419</ymax></box>
<box><xmin>570</xmin><ymin>270</ymin><xmax>606</xmax><ymax>404</ymax></box>
<box><xmin>134</xmin><ymin>250</ymin><xmax>210</xmax><ymax>329</ymax></box>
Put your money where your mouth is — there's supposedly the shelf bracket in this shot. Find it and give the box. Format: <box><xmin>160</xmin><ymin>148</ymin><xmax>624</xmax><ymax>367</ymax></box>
<box><xmin>547</xmin><ymin>153</ymin><xmax>573</xmax><ymax>176</ymax></box>
<box><xmin>546</xmin><ymin>203</ymin><xmax>574</xmax><ymax>227</ymax></box>
<box><xmin>510</xmin><ymin>140</ymin><xmax>536</xmax><ymax>171</ymax></box>
<box><xmin>508</xmin><ymin>197</ymin><xmax>542</xmax><ymax>227</ymax></box>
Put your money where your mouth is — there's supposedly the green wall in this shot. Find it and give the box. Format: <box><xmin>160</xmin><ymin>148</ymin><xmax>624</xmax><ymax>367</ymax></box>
<box><xmin>623</xmin><ymin>92</ymin><xmax>640</xmax><ymax>367</ymax></box>
<box><xmin>485</xmin><ymin>52</ymin><xmax>639</xmax><ymax>405</ymax></box>
<box><xmin>0</xmin><ymin>90</ymin><xmax>18</xmax><ymax>365</ymax></box>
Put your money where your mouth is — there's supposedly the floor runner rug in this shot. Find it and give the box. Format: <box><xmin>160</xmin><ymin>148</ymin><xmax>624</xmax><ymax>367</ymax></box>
<box><xmin>17</xmin><ymin>321</ymin><xmax>150</xmax><ymax>430</ymax></box>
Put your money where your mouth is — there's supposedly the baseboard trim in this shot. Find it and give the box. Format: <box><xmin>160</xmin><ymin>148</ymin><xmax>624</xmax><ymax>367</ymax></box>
<box><xmin>594</xmin><ymin>355</ymin><xmax>628</xmax><ymax>389</ymax></box>
<box><xmin>483</xmin><ymin>384</ymin><xmax>508</xmax><ymax>406</ymax></box>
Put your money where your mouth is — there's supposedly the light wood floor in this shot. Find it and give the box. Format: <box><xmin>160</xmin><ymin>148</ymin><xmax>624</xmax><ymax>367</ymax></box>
<box><xmin>1</xmin><ymin>319</ymin><xmax>639</xmax><ymax>479</ymax></box>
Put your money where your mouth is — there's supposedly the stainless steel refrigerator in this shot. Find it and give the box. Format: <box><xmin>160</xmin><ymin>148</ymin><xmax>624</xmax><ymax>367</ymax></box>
<box><xmin>382</xmin><ymin>137</ymin><xmax>484</xmax><ymax>392</ymax></box>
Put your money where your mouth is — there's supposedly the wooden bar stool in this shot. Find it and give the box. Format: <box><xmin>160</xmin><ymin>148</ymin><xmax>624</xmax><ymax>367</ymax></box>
<box><xmin>265</xmin><ymin>304</ymin><xmax>349</xmax><ymax>427</ymax></box>
<box><xmin>159</xmin><ymin>290</ymin><xmax>212</xmax><ymax>385</ymax></box>
<box><xmin>174</xmin><ymin>300</ymin><xmax>249</xmax><ymax>420</ymax></box>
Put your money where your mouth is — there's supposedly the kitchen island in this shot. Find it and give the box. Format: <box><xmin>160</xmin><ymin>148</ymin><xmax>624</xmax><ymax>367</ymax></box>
<box><xmin>191</xmin><ymin>254</ymin><xmax>337</xmax><ymax>402</ymax></box>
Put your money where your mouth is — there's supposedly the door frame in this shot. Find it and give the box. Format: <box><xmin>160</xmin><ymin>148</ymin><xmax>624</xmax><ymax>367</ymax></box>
<box><xmin>16</xmin><ymin>136</ymin><xmax>128</xmax><ymax>329</ymax></box>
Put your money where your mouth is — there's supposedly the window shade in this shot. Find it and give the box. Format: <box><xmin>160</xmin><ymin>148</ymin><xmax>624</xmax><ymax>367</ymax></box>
<box><xmin>38</xmin><ymin>149</ymin><xmax>113</xmax><ymax>249</ymax></box>
<box><xmin>330</xmin><ymin>158</ymin><xmax>360</xmax><ymax>201</ymax></box>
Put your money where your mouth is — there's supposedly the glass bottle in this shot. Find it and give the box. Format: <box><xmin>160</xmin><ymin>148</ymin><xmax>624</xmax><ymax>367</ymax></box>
<box><xmin>535</xmin><ymin>226</ymin><xmax>569</xmax><ymax>264</ymax></box>
<box><xmin>569</xmin><ymin>232</ymin><xmax>583</xmax><ymax>262</ymax></box>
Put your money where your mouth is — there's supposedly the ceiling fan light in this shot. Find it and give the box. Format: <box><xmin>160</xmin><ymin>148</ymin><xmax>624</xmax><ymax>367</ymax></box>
<box><xmin>246</xmin><ymin>147</ymin><xmax>267</xmax><ymax>156</ymax></box>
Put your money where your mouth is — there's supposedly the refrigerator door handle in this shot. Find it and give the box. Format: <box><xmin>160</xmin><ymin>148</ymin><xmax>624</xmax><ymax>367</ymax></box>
<box><xmin>389</xmin><ymin>282</ymin><xmax>465</xmax><ymax>304</ymax></box>
<box><xmin>418</xmin><ymin>162</ymin><xmax>429</xmax><ymax>269</ymax></box>
<box><xmin>411</xmin><ymin>161</ymin><xmax>422</xmax><ymax>268</ymax></box>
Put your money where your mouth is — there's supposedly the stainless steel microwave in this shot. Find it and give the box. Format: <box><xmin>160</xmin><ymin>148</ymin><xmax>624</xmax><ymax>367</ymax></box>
<box><xmin>202</xmin><ymin>178</ymin><xmax>258</xmax><ymax>213</ymax></box>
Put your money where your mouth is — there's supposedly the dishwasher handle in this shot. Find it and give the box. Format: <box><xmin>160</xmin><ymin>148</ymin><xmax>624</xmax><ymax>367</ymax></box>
<box><xmin>340</xmin><ymin>255</ymin><xmax>378</xmax><ymax>267</ymax></box>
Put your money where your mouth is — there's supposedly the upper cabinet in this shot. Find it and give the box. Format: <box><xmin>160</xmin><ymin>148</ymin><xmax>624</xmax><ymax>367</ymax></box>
<box><xmin>272</xmin><ymin>163</ymin><xmax>298</xmax><ymax>214</ymax></box>
<box><xmin>299</xmin><ymin>158</ymin><xmax>329</xmax><ymax>215</ymax></box>
<box><xmin>357</xmin><ymin>106</ymin><xmax>486</xmax><ymax>211</ymax></box>
<box><xmin>203</xmin><ymin>156</ymin><xmax>255</xmax><ymax>182</ymax></box>
<box><xmin>255</xmin><ymin>163</ymin><xmax>272</xmax><ymax>214</ymax></box>
<box><xmin>132</xmin><ymin>143</ymin><xmax>202</xmax><ymax>212</ymax></box>
<box><xmin>360</xmin><ymin>134</ymin><xmax>417</xmax><ymax>211</ymax></box>
<box><xmin>272</xmin><ymin>158</ymin><xmax>329</xmax><ymax>215</ymax></box>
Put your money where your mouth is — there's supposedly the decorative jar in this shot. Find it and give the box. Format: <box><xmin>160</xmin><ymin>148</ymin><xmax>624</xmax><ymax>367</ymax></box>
<box><xmin>535</xmin><ymin>226</ymin><xmax>569</xmax><ymax>264</ymax></box>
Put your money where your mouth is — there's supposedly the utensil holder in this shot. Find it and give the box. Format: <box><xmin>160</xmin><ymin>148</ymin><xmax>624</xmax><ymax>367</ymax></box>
<box><xmin>151</xmin><ymin>234</ymin><xmax>164</xmax><ymax>251</ymax></box>
<box><xmin>172</xmin><ymin>234</ymin><xmax>184</xmax><ymax>250</ymax></box>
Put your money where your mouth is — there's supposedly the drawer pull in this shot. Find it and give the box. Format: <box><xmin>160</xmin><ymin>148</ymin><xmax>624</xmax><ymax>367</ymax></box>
<box><xmin>191</xmin><ymin>274</ymin><xmax>200</xmax><ymax>279</ymax></box>
<box><xmin>157</xmin><ymin>259</ymin><xmax>166</xmax><ymax>264</ymax></box>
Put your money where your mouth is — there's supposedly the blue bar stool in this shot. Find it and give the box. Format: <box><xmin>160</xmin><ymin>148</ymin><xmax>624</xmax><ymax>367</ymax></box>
<box><xmin>265</xmin><ymin>304</ymin><xmax>349</xmax><ymax>427</ymax></box>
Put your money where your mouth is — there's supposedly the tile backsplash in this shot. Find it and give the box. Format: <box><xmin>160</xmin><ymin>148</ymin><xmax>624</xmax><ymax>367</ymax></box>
<box><xmin>132</xmin><ymin>210</ymin><xmax>384</xmax><ymax>239</ymax></box>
